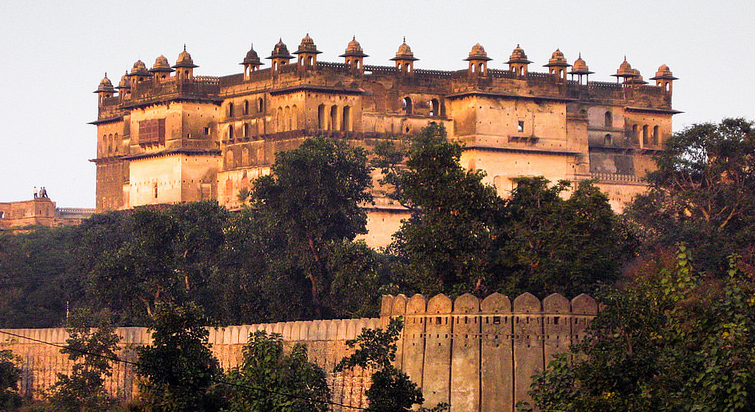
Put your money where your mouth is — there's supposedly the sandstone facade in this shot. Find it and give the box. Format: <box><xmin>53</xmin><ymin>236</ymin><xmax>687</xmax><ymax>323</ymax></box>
<box><xmin>93</xmin><ymin>36</ymin><xmax>677</xmax><ymax>248</ymax></box>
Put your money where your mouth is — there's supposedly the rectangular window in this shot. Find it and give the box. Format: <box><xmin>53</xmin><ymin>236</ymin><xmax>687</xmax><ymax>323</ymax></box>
<box><xmin>517</xmin><ymin>121</ymin><xmax>524</xmax><ymax>133</ymax></box>
<box><xmin>139</xmin><ymin>119</ymin><xmax>165</xmax><ymax>146</ymax></box>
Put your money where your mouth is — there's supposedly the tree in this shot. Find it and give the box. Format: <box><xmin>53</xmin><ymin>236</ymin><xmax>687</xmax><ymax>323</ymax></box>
<box><xmin>626</xmin><ymin>118</ymin><xmax>755</xmax><ymax>272</ymax></box>
<box><xmin>384</xmin><ymin>123</ymin><xmax>501</xmax><ymax>296</ymax></box>
<box><xmin>0</xmin><ymin>350</ymin><xmax>22</xmax><ymax>411</ymax></box>
<box><xmin>524</xmin><ymin>246</ymin><xmax>755</xmax><ymax>412</ymax></box>
<box><xmin>251</xmin><ymin>136</ymin><xmax>372</xmax><ymax>314</ymax></box>
<box><xmin>495</xmin><ymin>177</ymin><xmax>634</xmax><ymax>297</ymax></box>
<box><xmin>223</xmin><ymin>331</ymin><xmax>330</xmax><ymax>412</ymax></box>
<box><xmin>136</xmin><ymin>302</ymin><xmax>224</xmax><ymax>412</ymax></box>
<box><xmin>47</xmin><ymin>309</ymin><xmax>121</xmax><ymax>412</ymax></box>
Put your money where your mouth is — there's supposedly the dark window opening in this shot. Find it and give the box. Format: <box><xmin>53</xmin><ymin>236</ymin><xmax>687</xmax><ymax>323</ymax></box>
<box><xmin>518</xmin><ymin>121</ymin><xmax>525</xmax><ymax>133</ymax></box>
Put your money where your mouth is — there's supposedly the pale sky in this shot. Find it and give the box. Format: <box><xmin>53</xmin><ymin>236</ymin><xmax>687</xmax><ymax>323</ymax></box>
<box><xmin>1</xmin><ymin>0</ymin><xmax>753</xmax><ymax>208</ymax></box>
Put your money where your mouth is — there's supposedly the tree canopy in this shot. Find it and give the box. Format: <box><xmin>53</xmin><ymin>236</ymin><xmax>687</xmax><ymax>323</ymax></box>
<box><xmin>626</xmin><ymin>118</ymin><xmax>755</xmax><ymax>272</ymax></box>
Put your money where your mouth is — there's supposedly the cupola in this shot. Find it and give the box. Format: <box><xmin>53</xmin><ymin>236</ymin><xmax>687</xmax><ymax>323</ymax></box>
<box><xmin>172</xmin><ymin>45</ymin><xmax>198</xmax><ymax>82</ymax></box>
<box><xmin>293</xmin><ymin>33</ymin><xmax>322</xmax><ymax>69</ymax></box>
<box><xmin>94</xmin><ymin>73</ymin><xmax>115</xmax><ymax>106</ymax></box>
<box><xmin>543</xmin><ymin>49</ymin><xmax>570</xmax><ymax>83</ymax></box>
<box><xmin>116</xmin><ymin>71</ymin><xmax>131</xmax><ymax>101</ymax></box>
<box><xmin>390</xmin><ymin>37</ymin><xmax>418</xmax><ymax>74</ymax></box>
<box><xmin>340</xmin><ymin>36</ymin><xmax>368</xmax><ymax>73</ymax></box>
<box><xmin>568</xmin><ymin>53</ymin><xmax>594</xmax><ymax>84</ymax></box>
<box><xmin>624</xmin><ymin>68</ymin><xmax>648</xmax><ymax>86</ymax></box>
<box><xmin>128</xmin><ymin>59</ymin><xmax>150</xmax><ymax>88</ymax></box>
<box><xmin>240</xmin><ymin>43</ymin><xmax>263</xmax><ymax>80</ymax></box>
<box><xmin>150</xmin><ymin>55</ymin><xmax>174</xmax><ymax>83</ymax></box>
<box><xmin>611</xmin><ymin>56</ymin><xmax>638</xmax><ymax>84</ymax></box>
<box><xmin>506</xmin><ymin>44</ymin><xmax>532</xmax><ymax>77</ymax></box>
<box><xmin>464</xmin><ymin>43</ymin><xmax>491</xmax><ymax>76</ymax></box>
<box><xmin>266</xmin><ymin>39</ymin><xmax>294</xmax><ymax>72</ymax></box>
<box><xmin>650</xmin><ymin>64</ymin><xmax>677</xmax><ymax>94</ymax></box>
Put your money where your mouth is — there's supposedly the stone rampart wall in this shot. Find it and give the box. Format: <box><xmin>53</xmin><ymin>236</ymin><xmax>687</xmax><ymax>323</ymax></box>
<box><xmin>0</xmin><ymin>293</ymin><xmax>598</xmax><ymax>411</ymax></box>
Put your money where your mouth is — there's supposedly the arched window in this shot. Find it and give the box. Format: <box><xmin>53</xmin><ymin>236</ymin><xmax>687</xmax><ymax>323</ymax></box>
<box><xmin>430</xmin><ymin>99</ymin><xmax>439</xmax><ymax>117</ymax></box>
<box><xmin>291</xmin><ymin>105</ymin><xmax>298</xmax><ymax>130</ymax></box>
<box><xmin>285</xmin><ymin>106</ymin><xmax>291</xmax><ymax>130</ymax></box>
<box><xmin>632</xmin><ymin>124</ymin><xmax>638</xmax><ymax>144</ymax></box>
<box><xmin>243</xmin><ymin>123</ymin><xmax>250</xmax><ymax>138</ymax></box>
<box><xmin>642</xmin><ymin>125</ymin><xmax>649</xmax><ymax>145</ymax></box>
<box><xmin>402</xmin><ymin>97</ymin><xmax>412</xmax><ymax>115</ymax></box>
<box><xmin>257</xmin><ymin>97</ymin><xmax>264</xmax><ymax>112</ymax></box>
<box><xmin>226</xmin><ymin>150</ymin><xmax>235</xmax><ymax>169</ymax></box>
<box><xmin>342</xmin><ymin>106</ymin><xmax>351</xmax><ymax>131</ymax></box>
<box><xmin>318</xmin><ymin>104</ymin><xmax>326</xmax><ymax>129</ymax></box>
<box><xmin>604</xmin><ymin>111</ymin><xmax>612</xmax><ymax>127</ymax></box>
<box><xmin>228</xmin><ymin>125</ymin><xmax>234</xmax><ymax>140</ymax></box>
<box><xmin>330</xmin><ymin>105</ymin><xmax>338</xmax><ymax>131</ymax></box>
<box><xmin>242</xmin><ymin>147</ymin><xmax>250</xmax><ymax>165</ymax></box>
<box><xmin>653</xmin><ymin>125</ymin><xmax>659</xmax><ymax>146</ymax></box>
<box><xmin>604</xmin><ymin>134</ymin><xmax>612</xmax><ymax>145</ymax></box>
<box><xmin>243</xmin><ymin>100</ymin><xmax>249</xmax><ymax>115</ymax></box>
<box><xmin>227</xmin><ymin>102</ymin><xmax>234</xmax><ymax>118</ymax></box>
<box><xmin>154</xmin><ymin>182</ymin><xmax>158</xmax><ymax>199</ymax></box>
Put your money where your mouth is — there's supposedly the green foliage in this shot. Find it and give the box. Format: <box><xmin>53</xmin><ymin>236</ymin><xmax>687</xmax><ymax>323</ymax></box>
<box><xmin>495</xmin><ymin>177</ymin><xmax>634</xmax><ymax>297</ymax></box>
<box><xmin>0</xmin><ymin>227</ymin><xmax>79</xmax><ymax>328</ymax></box>
<box><xmin>251</xmin><ymin>136</ymin><xmax>373</xmax><ymax>314</ymax></box>
<box><xmin>0</xmin><ymin>350</ymin><xmax>22</xmax><ymax>411</ymax></box>
<box><xmin>385</xmin><ymin>123</ymin><xmax>501</xmax><ymax>295</ymax></box>
<box><xmin>136</xmin><ymin>302</ymin><xmax>224</xmax><ymax>412</ymax></box>
<box><xmin>626</xmin><ymin>118</ymin><xmax>755</xmax><ymax>273</ymax></box>
<box><xmin>47</xmin><ymin>309</ymin><xmax>121</xmax><ymax>412</ymax></box>
<box><xmin>525</xmin><ymin>246</ymin><xmax>755</xmax><ymax>412</ymax></box>
<box><xmin>223</xmin><ymin>331</ymin><xmax>330</xmax><ymax>412</ymax></box>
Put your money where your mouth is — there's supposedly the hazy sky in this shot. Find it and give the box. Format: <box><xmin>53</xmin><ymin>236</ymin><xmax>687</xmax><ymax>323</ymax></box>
<box><xmin>1</xmin><ymin>0</ymin><xmax>753</xmax><ymax>208</ymax></box>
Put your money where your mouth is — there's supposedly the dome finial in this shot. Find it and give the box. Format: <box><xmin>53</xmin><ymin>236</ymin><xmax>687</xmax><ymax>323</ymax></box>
<box><xmin>184</xmin><ymin>44</ymin><xmax>187</xmax><ymax>52</ymax></box>
<box><xmin>403</xmin><ymin>36</ymin><xmax>406</xmax><ymax>43</ymax></box>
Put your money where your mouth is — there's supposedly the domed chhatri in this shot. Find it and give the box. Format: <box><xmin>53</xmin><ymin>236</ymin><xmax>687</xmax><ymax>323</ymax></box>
<box><xmin>130</xmin><ymin>60</ymin><xmax>149</xmax><ymax>76</ymax></box>
<box><xmin>116</xmin><ymin>71</ymin><xmax>130</xmax><ymax>89</ymax></box>
<box><xmin>569</xmin><ymin>53</ymin><xmax>593</xmax><ymax>75</ymax></box>
<box><xmin>391</xmin><ymin>37</ymin><xmax>418</xmax><ymax>61</ymax></box>
<box><xmin>151</xmin><ymin>55</ymin><xmax>172</xmax><ymax>71</ymax></box>
<box><xmin>650</xmin><ymin>64</ymin><xmax>677</xmax><ymax>93</ymax></box>
<box><xmin>95</xmin><ymin>73</ymin><xmax>115</xmax><ymax>93</ymax></box>
<box><xmin>240</xmin><ymin>43</ymin><xmax>262</xmax><ymax>65</ymax></box>
<box><xmin>294</xmin><ymin>33</ymin><xmax>321</xmax><ymax>55</ymax></box>
<box><xmin>340</xmin><ymin>36</ymin><xmax>368</xmax><ymax>58</ymax></box>
<box><xmin>506</xmin><ymin>44</ymin><xmax>532</xmax><ymax>64</ymax></box>
<box><xmin>506</xmin><ymin>44</ymin><xmax>532</xmax><ymax>77</ymax></box>
<box><xmin>544</xmin><ymin>48</ymin><xmax>570</xmax><ymax>67</ymax></box>
<box><xmin>391</xmin><ymin>37</ymin><xmax>418</xmax><ymax>73</ymax></box>
<box><xmin>173</xmin><ymin>45</ymin><xmax>198</xmax><ymax>69</ymax></box>
<box><xmin>465</xmin><ymin>43</ymin><xmax>491</xmax><ymax>61</ymax></box>
<box><xmin>613</xmin><ymin>56</ymin><xmax>637</xmax><ymax>79</ymax></box>
<box><xmin>267</xmin><ymin>38</ymin><xmax>293</xmax><ymax>59</ymax></box>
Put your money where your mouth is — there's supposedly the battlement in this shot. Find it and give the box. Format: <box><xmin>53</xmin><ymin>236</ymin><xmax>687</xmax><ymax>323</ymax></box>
<box><xmin>1</xmin><ymin>292</ymin><xmax>598</xmax><ymax>411</ymax></box>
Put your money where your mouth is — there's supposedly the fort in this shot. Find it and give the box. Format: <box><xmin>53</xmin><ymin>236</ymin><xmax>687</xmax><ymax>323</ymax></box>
<box><xmin>0</xmin><ymin>197</ymin><xmax>94</xmax><ymax>232</ymax></box>
<box><xmin>92</xmin><ymin>35</ymin><xmax>677</xmax><ymax>247</ymax></box>
<box><xmin>0</xmin><ymin>292</ymin><xmax>597</xmax><ymax>412</ymax></box>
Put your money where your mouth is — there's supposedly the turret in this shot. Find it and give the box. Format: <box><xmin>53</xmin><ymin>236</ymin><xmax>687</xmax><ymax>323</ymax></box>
<box><xmin>611</xmin><ymin>56</ymin><xmax>638</xmax><ymax>84</ymax></box>
<box><xmin>506</xmin><ymin>44</ymin><xmax>531</xmax><ymax>78</ymax></box>
<box><xmin>266</xmin><ymin>39</ymin><xmax>293</xmax><ymax>73</ymax></box>
<box><xmin>465</xmin><ymin>43</ymin><xmax>491</xmax><ymax>76</ymax></box>
<box><xmin>116</xmin><ymin>71</ymin><xmax>131</xmax><ymax>101</ymax></box>
<box><xmin>172</xmin><ymin>45</ymin><xmax>198</xmax><ymax>82</ymax></box>
<box><xmin>544</xmin><ymin>49</ymin><xmax>570</xmax><ymax>83</ymax></box>
<box><xmin>568</xmin><ymin>53</ymin><xmax>594</xmax><ymax>85</ymax></box>
<box><xmin>128</xmin><ymin>60</ymin><xmax>150</xmax><ymax>89</ymax></box>
<box><xmin>340</xmin><ymin>36</ymin><xmax>368</xmax><ymax>73</ymax></box>
<box><xmin>150</xmin><ymin>55</ymin><xmax>173</xmax><ymax>84</ymax></box>
<box><xmin>94</xmin><ymin>73</ymin><xmax>115</xmax><ymax>106</ymax></box>
<box><xmin>293</xmin><ymin>34</ymin><xmax>321</xmax><ymax>70</ymax></box>
<box><xmin>391</xmin><ymin>37</ymin><xmax>418</xmax><ymax>74</ymax></box>
<box><xmin>240</xmin><ymin>43</ymin><xmax>263</xmax><ymax>80</ymax></box>
<box><xmin>650</xmin><ymin>64</ymin><xmax>677</xmax><ymax>95</ymax></box>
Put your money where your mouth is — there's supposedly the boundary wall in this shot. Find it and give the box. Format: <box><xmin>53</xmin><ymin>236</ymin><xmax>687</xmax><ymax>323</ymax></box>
<box><xmin>0</xmin><ymin>292</ymin><xmax>598</xmax><ymax>411</ymax></box>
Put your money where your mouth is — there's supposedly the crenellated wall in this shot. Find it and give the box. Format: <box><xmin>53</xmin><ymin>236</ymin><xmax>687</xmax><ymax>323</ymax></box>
<box><xmin>0</xmin><ymin>293</ymin><xmax>597</xmax><ymax>411</ymax></box>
